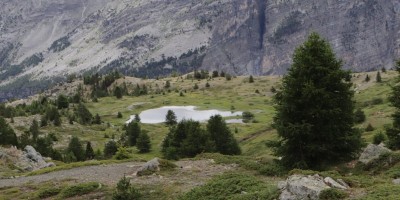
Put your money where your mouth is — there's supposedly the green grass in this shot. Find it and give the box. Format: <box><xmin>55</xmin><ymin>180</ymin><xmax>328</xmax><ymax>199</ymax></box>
<box><xmin>178</xmin><ymin>173</ymin><xmax>279</xmax><ymax>200</ymax></box>
<box><xmin>59</xmin><ymin>182</ymin><xmax>101</xmax><ymax>198</ymax></box>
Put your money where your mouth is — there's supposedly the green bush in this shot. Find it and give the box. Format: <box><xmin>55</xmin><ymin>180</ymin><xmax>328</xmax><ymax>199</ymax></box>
<box><xmin>373</xmin><ymin>132</ymin><xmax>386</xmax><ymax>145</ymax></box>
<box><xmin>36</xmin><ymin>187</ymin><xmax>62</xmax><ymax>198</ymax></box>
<box><xmin>114</xmin><ymin>147</ymin><xmax>131</xmax><ymax>160</ymax></box>
<box><xmin>59</xmin><ymin>182</ymin><xmax>100</xmax><ymax>198</ymax></box>
<box><xmin>365</xmin><ymin>123</ymin><xmax>374</xmax><ymax>132</ymax></box>
<box><xmin>179</xmin><ymin>173</ymin><xmax>279</xmax><ymax>200</ymax></box>
<box><xmin>319</xmin><ymin>188</ymin><xmax>347</xmax><ymax>200</ymax></box>
<box><xmin>112</xmin><ymin>176</ymin><xmax>141</xmax><ymax>200</ymax></box>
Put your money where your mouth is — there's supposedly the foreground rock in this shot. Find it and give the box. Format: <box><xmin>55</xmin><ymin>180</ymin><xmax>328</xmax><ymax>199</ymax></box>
<box><xmin>0</xmin><ymin>146</ymin><xmax>55</xmax><ymax>172</ymax></box>
<box><xmin>358</xmin><ymin>143</ymin><xmax>391</xmax><ymax>164</ymax></box>
<box><xmin>279</xmin><ymin>174</ymin><xmax>349</xmax><ymax>200</ymax></box>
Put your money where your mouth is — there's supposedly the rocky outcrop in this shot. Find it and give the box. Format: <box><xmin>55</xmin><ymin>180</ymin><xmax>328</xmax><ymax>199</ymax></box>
<box><xmin>1</xmin><ymin>0</ymin><xmax>400</xmax><ymax>101</ymax></box>
<box><xmin>0</xmin><ymin>145</ymin><xmax>55</xmax><ymax>172</ymax></box>
<box><xmin>358</xmin><ymin>143</ymin><xmax>391</xmax><ymax>164</ymax></box>
<box><xmin>278</xmin><ymin>174</ymin><xmax>349</xmax><ymax>200</ymax></box>
<box><xmin>135</xmin><ymin>158</ymin><xmax>161</xmax><ymax>176</ymax></box>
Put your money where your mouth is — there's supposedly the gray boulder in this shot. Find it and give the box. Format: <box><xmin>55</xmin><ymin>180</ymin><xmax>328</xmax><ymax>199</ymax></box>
<box><xmin>279</xmin><ymin>174</ymin><xmax>349</xmax><ymax>200</ymax></box>
<box><xmin>16</xmin><ymin>146</ymin><xmax>55</xmax><ymax>171</ymax></box>
<box><xmin>358</xmin><ymin>143</ymin><xmax>391</xmax><ymax>164</ymax></box>
<box><xmin>135</xmin><ymin>158</ymin><xmax>161</xmax><ymax>176</ymax></box>
<box><xmin>393</xmin><ymin>179</ymin><xmax>400</xmax><ymax>185</ymax></box>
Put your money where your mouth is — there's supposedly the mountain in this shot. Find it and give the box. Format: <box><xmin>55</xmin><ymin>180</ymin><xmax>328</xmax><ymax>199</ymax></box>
<box><xmin>1</xmin><ymin>0</ymin><xmax>400</xmax><ymax>101</ymax></box>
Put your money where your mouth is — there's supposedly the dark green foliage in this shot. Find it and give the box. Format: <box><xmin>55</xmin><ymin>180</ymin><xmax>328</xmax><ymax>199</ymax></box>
<box><xmin>67</xmin><ymin>136</ymin><xmax>85</xmax><ymax>161</ymax></box>
<box><xmin>193</xmin><ymin>83</ymin><xmax>199</xmax><ymax>90</ymax></box>
<box><xmin>270</xmin><ymin>86</ymin><xmax>277</xmax><ymax>93</ymax></box>
<box><xmin>212</xmin><ymin>70</ymin><xmax>219</xmax><ymax>77</ymax></box>
<box><xmin>319</xmin><ymin>188</ymin><xmax>347</xmax><ymax>200</ymax></box>
<box><xmin>205</xmin><ymin>82</ymin><xmax>210</xmax><ymax>88</ymax></box>
<box><xmin>162</xmin><ymin>120</ymin><xmax>213</xmax><ymax>159</ymax></box>
<box><xmin>382</xmin><ymin>67</ymin><xmax>386</xmax><ymax>73</ymax></box>
<box><xmin>194</xmin><ymin>70</ymin><xmax>209</xmax><ymax>80</ymax></box>
<box><xmin>376</xmin><ymin>71</ymin><xmax>382</xmax><ymax>82</ymax></box>
<box><xmin>49</xmin><ymin>36</ymin><xmax>71</xmax><ymax>52</ymax></box>
<box><xmin>57</xmin><ymin>94</ymin><xmax>69</xmax><ymax>109</ymax></box>
<box><xmin>53</xmin><ymin>112</ymin><xmax>62</xmax><ymax>126</ymax></box>
<box><xmin>0</xmin><ymin>117</ymin><xmax>18</xmax><ymax>146</ymax></box>
<box><xmin>114</xmin><ymin>147</ymin><xmax>131</xmax><ymax>160</ymax></box>
<box><xmin>40</xmin><ymin>114</ymin><xmax>48</xmax><ymax>127</ymax></box>
<box><xmin>36</xmin><ymin>187</ymin><xmax>62</xmax><ymax>199</ymax></box>
<box><xmin>134</xmin><ymin>114</ymin><xmax>141</xmax><ymax>122</ymax></box>
<box><xmin>354</xmin><ymin>108</ymin><xmax>366</xmax><ymax>124</ymax></box>
<box><xmin>373</xmin><ymin>132</ymin><xmax>386</xmax><ymax>145</ymax></box>
<box><xmin>117</xmin><ymin>112</ymin><xmax>123</xmax><ymax>118</ymax></box>
<box><xmin>242</xmin><ymin>111</ymin><xmax>255</xmax><ymax>123</ymax></box>
<box><xmin>85</xmin><ymin>142</ymin><xmax>95</xmax><ymax>160</ymax></box>
<box><xmin>365</xmin><ymin>74</ymin><xmax>370</xmax><ymax>82</ymax></box>
<box><xmin>165</xmin><ymin>110</ymin><xmax>177</xmax><ymax>126</ymax></box>
<box><xmin>225</xmin><ymin>74</ymin><xmax>232</xmax><ymax>81</ymax></box>
<box><xmin>136</xmin><ymin>132</ymin><xmax>151</xmax><ymax>153</ymax></box>
<box><xmin>179</xmin><ymin>173</ymin><xmax>279</xmax><ymax>200</ymax></box>
<box><xmin>93</xmin><ymin>114</ymin><xmax>102</xmax><ymax>124</ymax></box>
<box><xmin>126</xmin><ymin>121</ymin><xmax>141</xmax><ymax>146</ymax></box>
<box><xmin>249</xmin><ymin>75</ymin><xmax>254</xmax><ymax>83</ymax></box>
<box><xmin>29</xmin><ymin>119</ymin><xmax>40</xmax><ymax>141</ymax></box>
<box><xmin>269</xmin><ymin>33</ymin><xmax>362</xmax><ymax>169</ymax></box>
<box><xmin>112</xmin><ymin>176</ymin><xmax>141</xmax><ymax>200</ymax></box>
<box><xmin>59</xmin><ymin>182</ymin><xmax>100</xmax><ymax>198</ymax></box>
<box><xmin>104</xmin><ymin>140</ymin><xmax>118</xmax><ymax>158</ymax></box>
<box><xmin>207</xmin><ymin>115</ymin><xmax>241</xmax><ymax>155</ymax></box>
<box><xmin>114</xmin><ymin>86</ymin><xmax>123</xmax><ymax>99</ymax></box>
<box><xmin>75</xmin><ymin>103</ymin><xmax>93</xmax><ymax>125</ymax></box>
<box><xmin>365</xmin><ymin>123</ymin><xmax>374</xmax><ymax>132</ymax></box>
<box><xmin>386</xmin><ymin>60</ymin><xmax>400</xmax><ymax>149</ymax></box>
<box><xmin>165</xmin><ymin>80</ymin><xmax>171</xmax><ymax>88</ymax></box>
<box><xmin>0</xmin><ymin>103</ymin><xmax>15</xmax><ymax>118</ymax></box>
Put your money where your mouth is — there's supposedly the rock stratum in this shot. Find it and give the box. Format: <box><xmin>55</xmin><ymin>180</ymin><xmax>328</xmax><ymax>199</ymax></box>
<box><xmin>1</xmin><ymin>0</ymin><xmax>400</xmax><ymax>100</ymax></box>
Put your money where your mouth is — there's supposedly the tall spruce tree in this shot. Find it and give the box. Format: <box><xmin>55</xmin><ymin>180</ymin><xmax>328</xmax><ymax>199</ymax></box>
<box><xmin>136</xmin><ymin>132</ymin><xmax>151</xmax><ymax>153</ymax></box>
<box><xmin>85</xmin><ymin>141</ymin><xmax>95</xmax><ymax>160</ymax></box>
<box><xmin>126</xmin><ymin>121</ymin><xmax>141</xmax><ymax>146</ymax></box>
<box><xmin>67</xmin><ymin>136</ymin><xmax>85</xmax><ymax>161</ymax></box>
<box><xmin>386</xmin><ymin>60</ymin><xmax>400</xmax><ymax>149</ymax></box>
<box><xmin>269</xmin><ymin>33</ymin><xmax>362</xmax><ymax>169</ymax></box>
<box><xmin>0</xmin><ymin>117</ymin><xmax>18</xmax><ymax>146</ymax></box>
<box><xmin>207</xmin><ymin>115</ymin><xmax>241</xmax><ymax>155</ymax></box>
<box><xmin>165</xmin><ymin>110</ymin><xmax>177</xmax><ymax>126</ymax></box>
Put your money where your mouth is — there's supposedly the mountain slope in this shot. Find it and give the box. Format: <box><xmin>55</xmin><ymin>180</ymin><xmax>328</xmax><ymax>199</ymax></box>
<box><xmin>1</xmin><ymin>0</ymin><xmax>400</xmax><ymax>101</ymax></box>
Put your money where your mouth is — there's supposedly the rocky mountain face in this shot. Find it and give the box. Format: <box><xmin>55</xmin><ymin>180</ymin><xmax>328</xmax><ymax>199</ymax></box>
<box><xmin>0</xmin><ymin>0</ymin><xmax>399</xmax><ymax>101</ymax></box>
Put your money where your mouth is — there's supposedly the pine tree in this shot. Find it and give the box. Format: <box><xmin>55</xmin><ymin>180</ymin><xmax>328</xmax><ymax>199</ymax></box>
<box><xmin>53</xmin><ymin>111</ymin><xmax>62</xmax><ymax>126</ymax></box>
<box><xmin>104</xmin><ymin>140</ymin><xmax>118</xmax><ymax>158</ymax></box>
<box><xmin>386</xmin><ymin>60</ymin><xmax>400</xmax><ymax>149</ymax></box>
<box><xmin>207</xmin><ymin>115</ymin><xmax>241</xmax><ymax>155</ymax></box>
<box><xmin>0</xmin><ymin>117</ymin><xmax>18</xmax><ymax>146</ymax></box>
<box><xmin>165</xmin><ymin>110</ymin><xmax>177</xmax><ymax>126</ymax></box>
<box><xmin>117</xmin><ymin>112</ymin><xmax>123</xmax><ymax>118</ymax></box>
<box><xmin>249</xmin><ymin>75</ymin><xmax>254</xmax><ymax>83</ymax></box>
<box><xmin>67</xmin><ymin>136</ymin><xmax>85</xmax><ymax>161</ymax></box>
<box><xmin>136</xmin><ymin>132</ymin><xmax>151</xmax><ymax>153</ymax></box>
<box><xmin>75</xmin><ymin>103</ymin><xmax>93</xmax><ymax>125</ymax></box>
<box><xmin>29</xmin><ymin>119</ymin><xmax>40</xmax><ymax>141</ymax></box>
<box><xmin>40</xmin><ymin>114</ymin><xmax>48</xmax><ymax>127</ymax></box>
<box><xmin>134</xmin><ymin>114</ymin><xmax>141</xmax><ymax>123</ymax></box>
<box><xmin>376</xmin><ymin>71</ymin><xmax>382</xmax><ymax>83</ymax></box>
<box><xmin>268</xmin><ymin>33</ymin><xmax>362</xmax><ymax>169</ymax></box>
<box><xmin>112</xmin><ymin>176</ymin><xmax>141</xmax><ymax>200</ymax></box>
<box><xmin>57</xmin><ymin>94</ymin><xmax>69</xmax><ymax>109</ymax></box>
<box><xmin>93</xmin><ymin>114</ymin><xmax>102</xmax><ymax>124</ymax></box>
<box><xmin>114</xmin><ymin>86</ymin><xmax>123</xmax><ymax>99</ymax></box>
<box><xmin>365</xmin><ymin>74</ymin><xmax>370</xmax><ymax>82</ymax></box>
<box><xmin>165</xmin><ymin>80</ymin><xmax>171</xmax><ymax>88</ymax></box>
<box><xmin>126</xmin><ymin>121</ymin><xmax>141</xmax><ymax>146</ymax></box>
<box><xmin>85</xmin><ymin>141</ymin><xmax>95</xmax><ymax>160</ymax></box>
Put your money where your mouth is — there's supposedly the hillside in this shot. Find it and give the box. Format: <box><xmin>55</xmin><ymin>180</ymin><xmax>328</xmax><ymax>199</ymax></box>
<box><xmin>1</xmin><ymin>0</ymin><xmax>400</xmax><ymax>100</ymax></box>
<box><xmin>1</xmin><ymin>71</ymin><xmax>400</xmax><ymax>199</ymax></box>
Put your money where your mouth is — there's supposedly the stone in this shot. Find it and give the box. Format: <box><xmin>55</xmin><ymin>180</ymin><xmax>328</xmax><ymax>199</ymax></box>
<box><xmin>393</xmin><ymin>179</ymin><xmax>400</xmax><ymax>185</ymax></box>
<box><xmin>279</xmin><ymin>174</ymin><xmax>330</xmax><ymax>200</ymax></box>
<box><xmin>136</xmin><ymin>158</ymin><xmax>161</xmax><ymax>176</ymax></box>
<box><xmin>358</xmin><ymin>144</ymin><xmax>391</xmax><ymax>164</ymax></box>
<box><xmin>324</xmin><ymin>177</ymin><xmax>348</xmax><ymax>190</ymax></box>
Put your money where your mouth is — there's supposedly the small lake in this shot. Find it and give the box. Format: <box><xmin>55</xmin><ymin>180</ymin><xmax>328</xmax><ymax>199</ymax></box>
<box><xmin>127</xmin><ymin>106</ymin><xmax>243</xmax><ymax>124</ymax></box>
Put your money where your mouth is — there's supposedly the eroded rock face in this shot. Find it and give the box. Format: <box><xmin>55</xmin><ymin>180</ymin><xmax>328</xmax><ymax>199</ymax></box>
<box><xmin>0</xmin><ymin>145</ymin><xmax>55</xmax><ymax>172</ymax></box>
<box><xmin>1</xmin><ymin>0</ymin><xmax>399</xmax><ymax>101</ymax></box>
<box><xmin>358</xmin><ymin>143</ymin><xmax>391</xmax><ymax>164</ymax></box>
<box><xmin>279</xmin><ymin>174</ymin><xmax>349</xmax><ymax>200</ymax></box>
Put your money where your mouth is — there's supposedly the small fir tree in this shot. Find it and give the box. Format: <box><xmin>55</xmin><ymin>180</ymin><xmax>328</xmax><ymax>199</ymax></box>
<box><xmin>136</xmin><ymin>132</ymin><xmax>151</xmax><ymax>153</ymax></box>
<box><xmin>67</xmin><ymin>136</ymin><xmax>85</xmax><ymax>161</ymax></box>
<box><xmin>165</xmin><ymin>110</ymin><xmax>177</xmax><ymax>126</ymax></box>
<box><xmin>85</xmin><ymin>141</ymin><xmax>95</xmax><ymax>160</ymax></box>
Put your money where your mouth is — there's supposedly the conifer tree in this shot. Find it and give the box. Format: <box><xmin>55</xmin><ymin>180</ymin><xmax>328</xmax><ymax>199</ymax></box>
<box><xmin>134</xmin><ymin>114</ymin><xmax>141</xmax><ymax>123</ymax></box>
<box><xmin>269</xmin><ymin>33</ymin><xmax>362</xmax><ymax>169</ymax></box>
<box><xmin>207</xmin><ymin>115</ymin><xmax>241</xmax><ymax>155</ymax></box>
<box><xmin>67</xmin><ymin>136</ymin><xmax>85</xmax><ymax>161</ymax></box>
<box><xmin>0</xmin><ymin>117</ymin><xmax>18</xmax><ymax>146</ymax></box>
<box><xmin>249</xmin><ymin>75</ymin><xmax>254</xmax><ymax>83</ymax></box>
<box><xmin>85</xmin><ymin>141</ymin><xmax>95</xmax><ymax>160</ymax></box>
<box><xmin>376</xmin><ymin>71</ymin><xmax>382</xmax><ymax>83</ymax></box>
<box><xmin>386</xmin><ymin>60</ymin><xmax>400</xmax><ymax>149</ymax></box>
<box><xmin>136</xmin><ymin>132</ymin><xmax>151</xmax><ymax>153</ymax></box>
<box><xmin>29</xmin><ymin>119</ymin><xmax>40</xmax><ymax>141</ymax></box>
<box><xmin>165</xmin><ymin>110</ymin><xmax>177</xmax><ymax>126</ymax></box>
<box><xmin>126</xmin><ymin>121</ymin><xmax>141</xmax><ymax>146</ymax></box>
<box><xmin>114</xmin><ymin>86</ymin><xmax>123</xmax><ymax>99</ymax></box>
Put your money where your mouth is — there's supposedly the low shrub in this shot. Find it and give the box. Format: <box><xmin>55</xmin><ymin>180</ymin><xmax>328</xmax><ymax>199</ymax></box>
<box><xmin>319</xmin><ymin>188</ymin><xmax>347</xmax><ymax>200</ymax></box>
<box><xmin>59</xmin><ymin>182</ymin><xmax>100</xmax><ymax>198</ymax></box>
<box><xmin>36</xmin><ymin>187</ymin><xmax>62</xmax><ymax>198</ymax></box>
